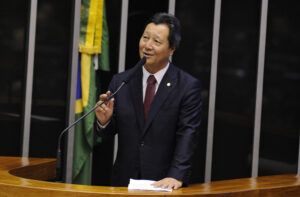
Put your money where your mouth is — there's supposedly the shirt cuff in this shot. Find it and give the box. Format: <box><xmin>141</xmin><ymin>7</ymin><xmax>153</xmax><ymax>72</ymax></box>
<box><xmin>97</xmin><ymin>120</ymin><xmax>110</xmax><ymax>129</ymax></box>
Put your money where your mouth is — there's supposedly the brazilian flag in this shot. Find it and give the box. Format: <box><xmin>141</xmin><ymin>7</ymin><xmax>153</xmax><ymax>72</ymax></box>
<box><xmin>73</xmin><ymin>0</ymin><xmax>109</xmax><ymax>185</ymax></box>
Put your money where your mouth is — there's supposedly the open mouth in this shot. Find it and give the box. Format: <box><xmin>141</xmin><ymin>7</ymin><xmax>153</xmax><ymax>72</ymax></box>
<box><xmin>143</xmin><ymin>52</ymin><xmax>154</xmax><ymax>58</ymax></box>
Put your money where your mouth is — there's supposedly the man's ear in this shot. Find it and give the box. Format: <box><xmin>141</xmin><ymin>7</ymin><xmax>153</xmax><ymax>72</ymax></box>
<box><xmin>170</xmin><ymin>47</ymin><xmax>175</xmax><ymax>56</ymax></box>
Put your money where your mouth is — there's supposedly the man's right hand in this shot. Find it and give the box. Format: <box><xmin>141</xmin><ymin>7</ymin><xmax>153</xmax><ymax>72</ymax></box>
<box><xmin>95</xmin><ymin>91</ymin><xmax>114</xmax><ymax>125</ymax></box>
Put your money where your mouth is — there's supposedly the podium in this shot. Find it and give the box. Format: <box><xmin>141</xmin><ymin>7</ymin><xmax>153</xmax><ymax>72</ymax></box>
<box><xmin>1</xmin><ymin>156</ymin><xmax>300</xmax><ymax>196</ymax></box>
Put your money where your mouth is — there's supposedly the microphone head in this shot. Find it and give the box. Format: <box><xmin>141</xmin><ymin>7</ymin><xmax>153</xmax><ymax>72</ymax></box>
<box><xmin>139</xmin><ymin>56</ymin><xmax>146</xmax><ymax>66</ymax></box>
<box><xmin>123</xmin><ymin>57</ymin><xmax>146</xmax><ymax>83</ymax></box>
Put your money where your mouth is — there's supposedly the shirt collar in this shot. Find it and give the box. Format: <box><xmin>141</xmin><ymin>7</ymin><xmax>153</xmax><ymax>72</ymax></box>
<box><xmin>142</xmin><ymin>62</ymin><xmax>170</xmax><ymax>86</ymax></box>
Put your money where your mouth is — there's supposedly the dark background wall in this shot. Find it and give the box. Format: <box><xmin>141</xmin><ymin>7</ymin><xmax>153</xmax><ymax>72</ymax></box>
<box><xmin>0</xmin><ymin>0</ymin><xmax>299</xmax><ymax>185</ymax></box>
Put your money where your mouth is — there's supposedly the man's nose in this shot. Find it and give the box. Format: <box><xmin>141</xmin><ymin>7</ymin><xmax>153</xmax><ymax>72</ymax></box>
<box><xmin>145</xmin><ymin>40</ymin><xmax>153</xmax><ymax>49</ymax></box>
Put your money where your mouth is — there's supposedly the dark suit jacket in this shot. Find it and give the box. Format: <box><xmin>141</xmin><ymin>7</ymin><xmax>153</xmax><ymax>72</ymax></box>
<box><xmin>96</xmin><ymin>63</ymin><xmax>202</xmax><ymax>186</ymax></box>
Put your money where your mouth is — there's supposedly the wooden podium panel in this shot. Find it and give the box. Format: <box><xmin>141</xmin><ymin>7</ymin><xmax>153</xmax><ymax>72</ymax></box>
<box><xmin>1</xmin><ymin>156</ymin><xmax>300</xmax><ymax>196</ymax></box>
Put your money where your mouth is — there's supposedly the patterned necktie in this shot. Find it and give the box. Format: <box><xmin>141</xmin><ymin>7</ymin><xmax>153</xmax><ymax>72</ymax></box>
<box><xmin>144</xmin><ymin>75</ymin><xmax>157</xmax><ymax>120</ymax></box>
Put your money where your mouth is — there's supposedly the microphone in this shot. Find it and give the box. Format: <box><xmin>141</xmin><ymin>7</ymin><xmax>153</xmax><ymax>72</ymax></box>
<box><xmin>123</xmin><ymin>56</ymin><xmax>146</xmax><ymax>83</ymax></box>
<box><xmin>55</xmin><ymin>56</ymin><xmax>146</xmax><ymax>181</ymax></box>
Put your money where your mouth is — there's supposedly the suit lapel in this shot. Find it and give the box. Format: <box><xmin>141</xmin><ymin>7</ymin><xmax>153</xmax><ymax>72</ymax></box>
<box><xmin>142</xmin><ymin>65</ymin><xmax>178</xmax><ymax>137</ymax></box>
<box><xmin>129</xmin><ymin>69</ymin><xmax>145</xmax><ymax>131</ymax></box>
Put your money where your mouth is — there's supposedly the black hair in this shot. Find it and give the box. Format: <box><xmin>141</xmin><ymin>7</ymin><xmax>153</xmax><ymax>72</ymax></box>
<box><xmin>147</xmin><ymin>12</ymin><xmax>181</xmax><ymax>49</ymax></box>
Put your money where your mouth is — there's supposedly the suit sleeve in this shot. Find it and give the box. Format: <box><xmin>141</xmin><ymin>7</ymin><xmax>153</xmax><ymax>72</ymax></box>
<box><xmin>167</xmin><ymin>79</ymin><xmax>202</xmax><ymax>185</ymax></box>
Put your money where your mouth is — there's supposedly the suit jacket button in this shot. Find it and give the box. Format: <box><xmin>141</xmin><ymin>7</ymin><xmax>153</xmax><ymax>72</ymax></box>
<box><xmin>140</xmin><ymin>142</ymin><xmax>144</xmax><ymax>147</ymax></box>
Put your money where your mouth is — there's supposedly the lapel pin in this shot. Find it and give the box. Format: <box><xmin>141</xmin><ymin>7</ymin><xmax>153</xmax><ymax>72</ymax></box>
<box><xmin>166</xmin><ymin>82</ymin><xmax>171</xmax><ymax>87</ymax></box>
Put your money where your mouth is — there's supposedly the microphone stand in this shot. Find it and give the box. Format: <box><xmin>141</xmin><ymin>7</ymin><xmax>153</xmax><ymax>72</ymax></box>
<box><xmin>55</xmin><ymin>56</ymin><xmax>145</xmax><ymax>182</ymax></box>
<box><xmin>56</xmin><ymin>81</ymin><xmax>126</xmax><ymax>181</ymax></box>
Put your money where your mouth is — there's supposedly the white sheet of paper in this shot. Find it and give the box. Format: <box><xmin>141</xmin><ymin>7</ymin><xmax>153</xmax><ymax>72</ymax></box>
<box><xmin>128</xmin><ymin>179</ymin><xmax>173</xmax><ymax>192</ymax></box>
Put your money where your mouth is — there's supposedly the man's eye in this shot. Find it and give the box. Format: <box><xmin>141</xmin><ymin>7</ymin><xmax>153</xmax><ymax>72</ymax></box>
<box><xmin>155</xmin><ymin>40</ymin><xmax>161</xmax><ymax>45</ymax></box>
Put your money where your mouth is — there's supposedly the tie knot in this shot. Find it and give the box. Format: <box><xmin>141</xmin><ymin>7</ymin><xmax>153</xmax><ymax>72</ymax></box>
<box><xmin>147</xmin><ymin>75</ymin><xmax>157</xmax><ymax>85</ymax></box>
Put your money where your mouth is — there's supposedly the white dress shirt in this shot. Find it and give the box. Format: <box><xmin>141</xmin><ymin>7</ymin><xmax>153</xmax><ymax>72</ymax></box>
<box><xmin>142</xmin><ymin>62</ymin><xmax>169</xmax><ymax>101</ymax></box>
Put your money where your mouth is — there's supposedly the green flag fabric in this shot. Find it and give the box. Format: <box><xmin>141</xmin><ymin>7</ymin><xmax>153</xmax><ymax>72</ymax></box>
<box><xmin>73</xmin><ymin>0</ymin><xmax>109</xmax><ymax>185</ymax></box>
<box><xmin>98</xmin><ymin>2</ymin><xmax>110</xmax><ymax>71</ymax></box>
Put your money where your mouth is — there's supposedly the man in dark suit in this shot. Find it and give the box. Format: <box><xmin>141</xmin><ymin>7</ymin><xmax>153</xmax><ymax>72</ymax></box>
<box><xmin>95</xmin><ymin>13</ymin><xmax>202</xmax><ymax>190</ymax></box>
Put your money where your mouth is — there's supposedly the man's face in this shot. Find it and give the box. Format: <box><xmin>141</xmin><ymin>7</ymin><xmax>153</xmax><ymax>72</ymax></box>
<box><xmin>139</xmin><ymin>23</ymin><xmax>175</xmax><ymax>72</ymax></box>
